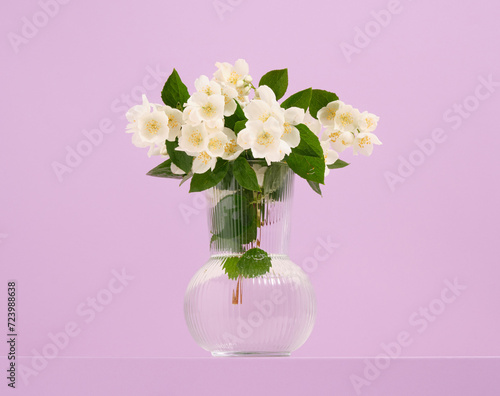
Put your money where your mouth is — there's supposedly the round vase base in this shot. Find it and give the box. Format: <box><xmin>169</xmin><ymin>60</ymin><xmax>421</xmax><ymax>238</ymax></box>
<box><xmin>212</xmin><ymin>351</ymin><xmax>291</xmax><ymax>357</ymax></box>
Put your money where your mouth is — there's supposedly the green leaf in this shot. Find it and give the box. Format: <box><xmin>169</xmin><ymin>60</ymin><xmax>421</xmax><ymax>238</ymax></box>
<box><xmin>287</xmin><ymin>154</ymin><xmax>325</xmax><ymax>184</ymax></box>
<box><xmin>328</xmin><ymin>159</ymin><xmax>350</xmax><ymax>169</ymax></box>
<box><xmin>238</xmin><ymin>219</ymin><xmax>258</xmax><ymax>246</ymax></box>
<box><xmin>234</xmin><ymin>120</ymin><xmax>247</xmax><ymax>134</ymax></box>
<box><xmin>309</xmin><ymin>89</ymin><xmax>339</xmax><ymax>118</ymax></box>
<box><xmin>161</xmin><ymin>69</ymin><xmax>190</xmax><ymax>110</ymax></box>
<box><xmin>212</xmin><ymin>193</ymin><xmax>257</xmax><ymax>240</ymax></box>
<box><xmin>286</xmin><ymin>124</ymin><xmax>325</xmax><ymax>184</ymax></box>
<box><xmin>222</xmin><ymin>256</ymin><xmax>240</xmax><ymax>280</ymax></box>
<box><xmin>233</xmin><ymin>157</ymin><xmax>261</xmax><ymax>192</ymax></box>
<box><xmin>146</xmin><ymin>159</ymin><xmax>184</xmax><ymax>179</ymax></box>
<box><xmin>166</xmin><ymin>139</ymin><xmax>193</xmax><ymax>173</ymax></box>
<box><xmin>258</xmin><ymin>69</ymin><xmax>288</xmax><ymax>100</ymax></box>
<box><xmin>219</xmin><ymin>165</ymin><xmax>235</xmax><ymax>190</ymax></box>
<box><xmin>189</xmin><ymin>159</ymin><xmax>229</xmax><ymax>193</ymax></box>
<box><xmin>210</xmin><ymin>233</ymin><xmax>243</xmax><ymax>253</ymax></box>
<box><xmin>237</xmin><ymin>248</ymin><xmax>272</xmax><ymax>278</ymax></box>
<box><xmin>262</xmin><ymin>162</ymin><xmax>288</xmax><ymax>195</ymax></box>
<box><xmin>281</xmin><ymin>88</ymin><xmax>313</xmax><ymax>111</ymax></box>
<box><xmin>293</xmin><ymin>124</ymin><xmax>324</xmax><ymax>158</ymax></box>
<box><xmin>307</xmin><ymin>180</ymin><xmax>322</xmax><ymax>196</ymax></box>
<box><xmin>224</xmin><ymin>102</ymin><xmax>246</xmax><ymax>130</ymax></box>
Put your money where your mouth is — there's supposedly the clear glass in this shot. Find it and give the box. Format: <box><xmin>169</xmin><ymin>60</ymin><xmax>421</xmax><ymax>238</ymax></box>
<box><xmin>184</xmin><ymin>163</ymin><xmax>316</xmax><ymax>357</ymax></box>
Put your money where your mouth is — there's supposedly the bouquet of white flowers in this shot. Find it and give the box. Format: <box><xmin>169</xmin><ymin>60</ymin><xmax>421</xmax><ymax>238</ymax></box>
<box><xmin>125</xmin><ymin>59</ymin><xmax>381</xmax><ymax>196</ymax></box>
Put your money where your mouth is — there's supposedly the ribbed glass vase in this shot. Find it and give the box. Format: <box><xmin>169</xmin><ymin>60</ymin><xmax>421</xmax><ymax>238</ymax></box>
<box><xmin>184</xmin><ymin>162</ymin><xmax>316</xmax><ymax>357</ymax></box>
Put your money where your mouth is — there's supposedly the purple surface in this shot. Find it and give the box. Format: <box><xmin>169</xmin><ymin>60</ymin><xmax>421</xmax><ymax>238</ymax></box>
<box><xmin>10</xmin><ymin>357</ymin><xmax>500</xmax><ymax>395</ymax></box>
<box><xmin>1</xmin><ymin>0</ymin><xmax>500</xmax><ymax>392</ymax></box>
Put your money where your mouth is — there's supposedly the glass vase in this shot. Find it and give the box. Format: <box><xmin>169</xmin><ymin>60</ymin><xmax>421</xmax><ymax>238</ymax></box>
<box><xmin>184</xmin><ymin>162</ymin><xmax>316</xmax><ymax>357</ymax></box>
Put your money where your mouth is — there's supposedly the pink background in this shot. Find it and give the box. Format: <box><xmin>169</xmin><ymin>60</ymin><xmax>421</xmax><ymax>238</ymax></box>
<box><xmin>1</xmin><ymin>0</ymin><xmax>500</xmax><ymax>393</ymax></box>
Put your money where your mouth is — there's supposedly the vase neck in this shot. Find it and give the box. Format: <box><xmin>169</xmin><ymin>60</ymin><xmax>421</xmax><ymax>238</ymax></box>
<box><xmin>207</xmin><ymin>164</ymin><xmax>294</xmax><ymax>256</ymax></box>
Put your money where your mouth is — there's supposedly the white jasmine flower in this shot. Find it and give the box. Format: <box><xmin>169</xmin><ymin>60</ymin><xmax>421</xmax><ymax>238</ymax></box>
<box><xmin>194</xmin><ymin>75</ymin><xmax>222</xmax><ymax>96</ymax></box>
<box><xmin>254</xmin><ymin>85</ymin><xmax>276</xmax><ymax>105</ymax></box>
<box><xmin>243</xmin><ymin>86</ymin><xmax>285</xmax><ymax>125</ymax></box>
<box><xmin>213</xmin><ymin>59</ymin><xmax>250</xmax><ymax>88</ymax></box>
<box><xmin>303</xmin><ymin>111</ymin><xmax>322</xmax><ymax>135</ymax></box>
<box><xmin>263</xmin><ymin>140</ymin><xmax>291</xmax><ymax>164</ymax></box>
<box><xmin>214</xmin><ymin>59</ymin><xmax>252</xmax><ymax>103</ymax></box>
<box><xmin>178</xmin><ymin>123</ymin><xmax>209</xmax><ymax>153</ymax></box>
<box><xmin>221</xmin><ymin>128</ymin><xmax>244</xmax><ymax>161</ymax></box>
<box><xmin>156</xmin><ymin>105</ymin><xmax>183</xmax><ymax>141</ymax></box>
<box><xmin>334</xmin><ymin>104</ymin><xmax>361</xmax><ymax>132</ymax></box>
<box><xmin>207</xmin><ymin>131</ymin><xmax>229</xmax><ymax>157</ymax></box>
<box><xmin>131</xmin><ymin>132</ymin><xmax>150</xmax><ymax>149</ymax></box>
<box><xmin>147</xmin><ymin>143</ymin><xmax>168</xmax><ymax>158</ymax></box>
<box><xmin>192</xmin><ymin>151</ymin><xmax>217</xmax><ymax>174</ymax></box>
<box><xmin>205</xmin><ymin>118</ymin><xmax>224</xmax><ymax>134</ymax></box>
<box><xmin>320</xmin><ymin>141</ymin><xmax>339</xmax><ymax>176</ymax></box>
<box><xmin>236</xmin><ymin>85</ymin><xmax>251</xmax><ymax>104</ymax></box>
<box><xmin>282</xmin><ymin>107</ymin><xmax>304</xmax><ymax>148</ymax></box>
<box><xmin>126</xmin><ymin>95</ymin><xmax>152</xmax><ymax>132</ymax></box>
<box><xmin>182</xmin><ymin>106</ymin><xmax>195</xmax><ymax>125</ymax></box>
<box><xmin>136</xmin><ymin>109</ymin><xmax>171</xmax><ymax>145</ymax></box>
<box><xmin>353</xmin><ymin>132</ymin><xmax>382</xmax><ymax>156</ymax></box>
<box><xmin>317</xmin><ymin>100</ymin><xmax>344</xmax><ymax>127</ymax></box>
<box><xmin>322</xmin><ymin>128</ymin><xmax>355</xmax><ymax>152</ymax></box>
<box><xmin>243</xmin><ymin>100</ymin><xmax>274</xmax><ymax>122</ymax></box>
<box><xmin>185</xmin><ymin>92</ymin><xmax>225</xmax><ymax>126</ymax></box>
<box><xmin>237</xmin><ymin>119</ymin><xmax>288</xmax><ymax>165</ymax></box>
<box><xmin>221</xmin><ymin>85</ymin><xmax>238</xmax><ymax>116</ymax></box>
<box><xmin>126</xmin><ymin>95</ymin><xmax>171</xmax><ymax>149</ymax></box>
<box><xmin>358</xmin><ymin>111</ymin><xmax>380</xmax><ymax>133</ymax></box>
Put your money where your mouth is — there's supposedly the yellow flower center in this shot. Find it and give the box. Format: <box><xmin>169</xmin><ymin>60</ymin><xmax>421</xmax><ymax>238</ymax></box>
<box><xmin>257</xmin><ymin>131</ymin><xmax>274</xmax><ymax>147</ymax></box>
<box><xmin>358</xmin><ymin>135</ymin><xmax>371</xmax><ymax>148</ymax></box>
<box><xmin>283</xmin><ymin>122</ymin><xmax>292</xmax><ymax>135</ymax></box>
<box><xmin>208</xmin><ymin>138</ymin><xmax>223</xmax><ymax>152</ymax></box>
<box><xmin>168</xmin><ymin>115</ymin><xmax>178</xmax><ymax>129</ymax></box>
<box><xmin>189</xmin><ymin>132</ymin><xmax>203</xmax><ymax>146</ymax></box>
<box><xmin>326</xmin><ymin>108</ymin><xmax>336</xmax><ymax>120</ymax></box>
<box><xmin>228</xmin><ymin>71</ymin><xmax>240</xmax><ymax>85</ymax></box>
<box><xmin>202</xmin><ymin>103</ymin><xmax>216</xmax><ymax>117</ymax></box>
<box><xmin>366</xmin><ymin>118</ymin><xmax>374</xmax><ymax>129</ymax></box>
<box><xmin>224</xmin><ymin>140</ymin><xmax>238</xmax><ymax>155</ymax></box>
<box><xmin>339</xmin><ymin>112</ymin><xmax>354</xmax><ymax>127</ymax></box>
<box><xmin>198</xmin><ymin>151</ymin><xmax>211</xmax><ymax>164</ymax></box>
<box><xmin>328</xmin><ymin>131</ymin><xmax>341</xmax><ymax>142</ymax></box>
<box><xmin>259</xmin><ymin>112</ymin><xmax>271</xmax><ymax>123</ymax></box>
<box><xmin>145</xmin><ymin>120</ymin><xmax>161</xmax><ymax>135</ymax></box>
